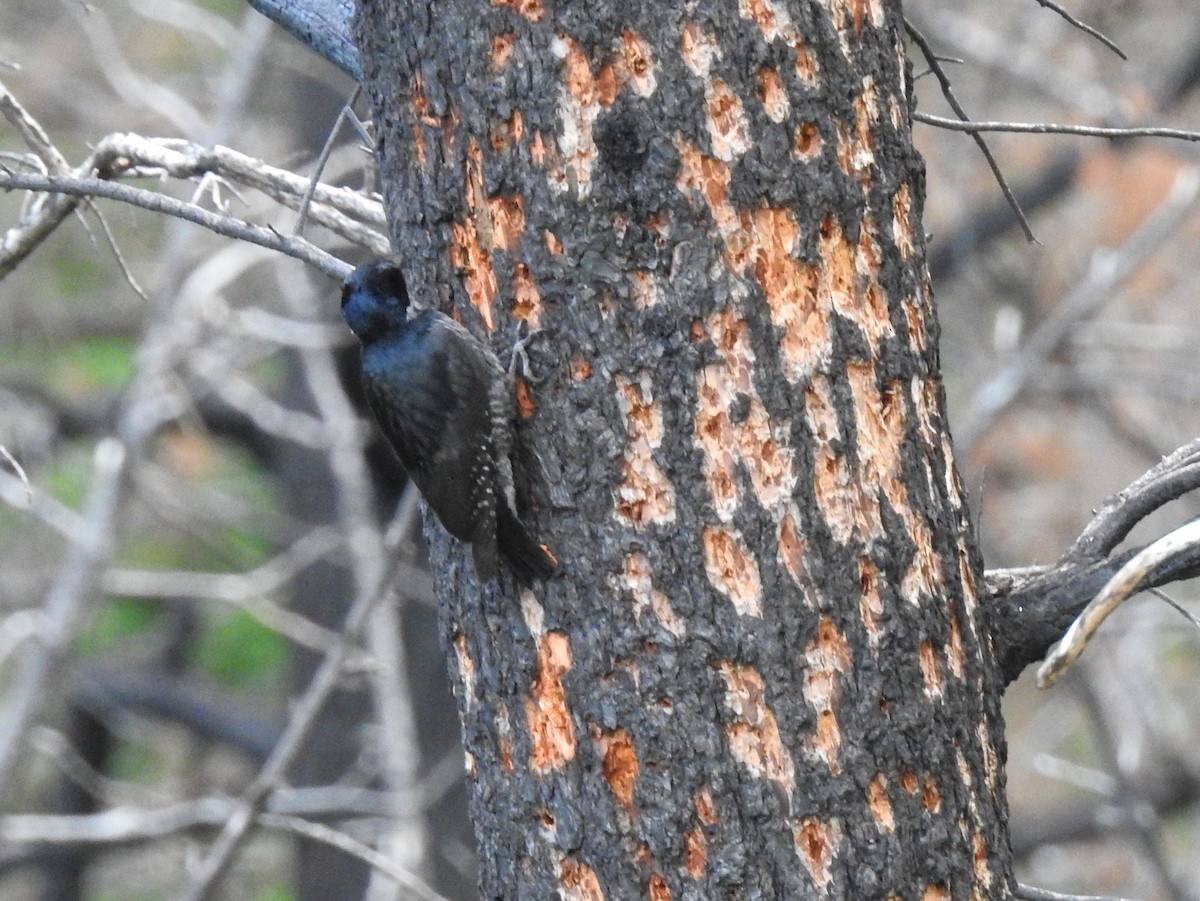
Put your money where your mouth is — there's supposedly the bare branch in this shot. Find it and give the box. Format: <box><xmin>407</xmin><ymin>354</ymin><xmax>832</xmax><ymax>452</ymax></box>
<box><xmin>0</xmin><ymin>77</ymin><xmax>71</xmax><ymax>175</ymax></box>
<box><xmin>282</xmin><ymin>258</ymin><xmax>430</xmax><ymax>894</ymax></box>
<box><xmin>89</xmin><ymin>133</ymin><xmax>386</xmax><ymax>228</ymax></box>
<box><xmin>101</xmin><ymin>528</ymin><xmax>349</xmax><ymax>652</ymax></box>
<box><xmin>1028</xmin><ymin>0</ymin><xmax>1126</xmax><ymax>60</ymax></box>
<box><xmin>177</xmin><ymin>559</ymin><xmax>409</xmax><ymax>899</ymax></box>
<box><xmin>0</xmin><ymin>121</ymin><xmax>383</xmax><ymax>280</ymax></box>
<box><xmin>297</xmin><ymin>85</ymin><xmax>363</xmax><ymax>237</ymax></box>
<box><xmin>186</xmin><ymin>345</ymin><xmax>332</xmax><ymax>449</ymax></box>
<box><xmin>1072</xmin><ymin>676</ymin><xmax>1190</xmax><ymax>901</ymax></box>
<box><xmin>66</xmin><ymin>1</ymin><xmax>207</xmax><ymax>138</ymax></box>
<box><xmin>1038</xmin><ymin>517</ymin><xmax>1200</xmax><ymax>687</ymax></box>
<box><xmin>0</xmin><ymin>785</ymin><xmax>461</xmax><ymax>849</ymax></box>
<box><xmin>0</xmin><ymin>466</ymin><xmax>86</xmax><ymax>540</ymax></box>
<box><xmin>1015</xmin><ymin>883</ymin><xmax>1132</xmax><ymax>901</ymax></box>
<box><xmin>84</xmin><ymin>204</ymin><xmax>149</xmax><ymax>301</ymax></box>
<box><xmin>259</xmin><ymin>813</ymin><xmax>449</xmax><ymax>901</ymax></box>
<box><xmin>231</xmin><ymin>305</ymin><xmax>349</xmax><ymax>348</ymax></box>
<box><xmin>905</xmin><ymin>21</ymin><xmax>1036</xmax><ymax>241</ymax></box>
<box><xmin>0</xmin><ymin>185</ymin><xmax>84</xmax><ymax>280</ymax></box>
<box><xmin>913</xmin><ymin>111</ymin><xmax>1200</xmax><ymax>143</ymax></box>
<box><xmin>987</xmin><ymin>434</ymin><xmax>1200</xmax><ymax>683</ymax></box>
<box><xmin>0</xmin><ymin>170</ymin><xmax>352</xmax><ymax>281</ymax></box>
<box><xmin>245</xmin><ymin>0</ymin><xmax>361</xmax><ymax>81</ymax></box>
<box><xmin>1146</xmin><ymin>587</ymin><xmax>1200</xmax><ymax>631</ymax></box>
<box><xmin>1070</xmin><ymin>437</ymin><xmax>1200</xmax><ymax>560</ymax></box>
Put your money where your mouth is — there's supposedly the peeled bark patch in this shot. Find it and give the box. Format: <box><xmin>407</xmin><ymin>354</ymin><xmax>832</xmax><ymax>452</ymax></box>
<box><xmin>552</xmin><ymin>36</ymin><xmax>601</xmax><ymax>196</ymax></box>
<box><xmin>703</xmin><ymin>527</ymin><xmax>763</xmax><ymax>617</ymax></box>
<box><xmin>868</xmin><ymin>773</ymin><xmax>895</xmax><ymax>833</ymax></box>
<box><xmin>614</xmin><ymin>374</ymin><xmax>676</xmax><ymax>527</ymax></box>
<box><xmin>511</xmin><ymin>262</ymin><xmax>542</xmax><ymax>328</ymax></box>
<box><xmin>695</xmin><ymin>307</ymin><xmax>797</xmax><ymax>518</ymax></box>
<box><xmin>683</xmin><ymin>825</ymin><xmax>707</xmax><ymax>879</ymax></box>
<box><xmin>719</xmin><ymin>663</ymin><xmax>795</xmax><ymax>799</ymax></box>
<box><xmin>918</xmin><ymin>641</ymin><xmax>944</xmax><ymax>699</ymax></box>
<box><xmin>492</xmin><ymin>0</ymin><xmax>544</xmax><ymax>21</ymax></box>
<box><xmin>802</xmin><ymin>617</ymin><xmax>851</xmax><ymax>773</ymax></box>
<box><xmin>794</xmin><ymin>816</ymin><xmax>839</xmax><ymax>890</ymax></box>
<box><xmin>597</xmin><ymin>727</ymin><xmax>638</xmax><ymax>812</ymax></box>
<box><xmin>559</xmin><ymin>858</ymin><xmax>604</xmax><ymax>901</ymax></box>
<box><xmin>922</xmin><ymin>775</ymin><xmax>942</xmax><ymax>813</ymax></box>
<box><xmin>486</xmin><ymin>194</ymin><xmax>525</xmax><ymax>250</ymax></box>
<box><xmin>526</xmin><ymin>631</ymin><xmax>576</xmax><ymax>772</ymax></box>
<box><xmin>757</xmin><ymin>67</ymin><xmax>791</xmax><ymax>122</ymax></box>
<box><xmin>620</xmin><ymin>30</ymin><xmax>656</xmax><ymax>97</ymax></box>
<box><xmin>453</xmin><ymin>634</ymin><xmax>476</xmax><ymax>711</ymax></box>
<box><xmin>704</xmin><ymin>80</ymin><xmax>751</xmax><ymax>161</ymax></box>
<box><xmin>448</xmin><ymin>139</ymin><xmax>499</xmax><ymax>330</ymax></box>
<box><xmin>858</xmin><ymin>555</ymin><xmax>884</xmax><ymax>643</ymax></box>
<box><xmin>623</xmin><ymin>552</ymin><xmax>685</xmax><ymax>636</ymax></box>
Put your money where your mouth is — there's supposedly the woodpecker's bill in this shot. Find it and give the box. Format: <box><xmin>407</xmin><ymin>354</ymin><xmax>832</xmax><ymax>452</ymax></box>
<box><xmin>341</xmin><ymin>260</ymin><xmax>557</xmax><ymax>584</ymax></box>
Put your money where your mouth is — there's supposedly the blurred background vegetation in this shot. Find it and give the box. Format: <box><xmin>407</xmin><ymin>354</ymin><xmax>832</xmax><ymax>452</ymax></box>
<box><xmin>2</xmin><ymin>0</ymin><xmax>1200</xmax><ymax>898</ymax></box>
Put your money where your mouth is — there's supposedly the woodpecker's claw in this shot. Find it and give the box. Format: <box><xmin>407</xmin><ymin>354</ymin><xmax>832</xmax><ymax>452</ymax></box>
<box><xmin>508</xmin><ymin>326</ymin><xmax>554</xmax><ymax>384</ymax></box>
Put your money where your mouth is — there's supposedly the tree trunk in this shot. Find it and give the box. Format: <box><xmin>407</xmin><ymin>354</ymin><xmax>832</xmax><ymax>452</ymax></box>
<box><xmin>354</xmin><ymin>1</ymin><xmax>1014</xmax><ymax>897</ymax></box>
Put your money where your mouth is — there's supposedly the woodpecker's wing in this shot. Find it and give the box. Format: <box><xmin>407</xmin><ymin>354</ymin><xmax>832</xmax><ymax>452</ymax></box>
<box><xmin>360</xmin><ymin>312</ymin><xmax>503</xmax><ymax>548</ymax></box>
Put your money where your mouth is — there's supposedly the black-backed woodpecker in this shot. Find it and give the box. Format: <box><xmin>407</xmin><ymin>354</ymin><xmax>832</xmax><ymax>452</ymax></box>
<box><xmin>341</xmin><ymin>260</ymin><xmax>557</xmax><ymax>584</ymax></box>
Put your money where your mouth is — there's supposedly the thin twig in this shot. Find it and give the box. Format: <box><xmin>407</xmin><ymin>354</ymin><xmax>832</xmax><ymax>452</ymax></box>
<box><xmin>186</xmin><ymin>345</ymin><xmax>331</xmax><ymax>448</ymax></box>
<box><xmin>905</xmin><ymin>20</ymin><xmax>1036</xmax><ymax>242</ymax></box>
<box><xmin>259</xmin><ymin>813</ymin><xmax>449</xmax><ymax>901</ymax></box>
<box><xmin>0</xmin><ymin>784</ymin><xmax>465</xmax><ymax>848</ymax></box>
<box><xmin>85</xmin><ymin>204</ymin><xmax>149</xmax><ymax>301</ymax></box>
<box><xmin>0</xmin><ymin>445</ymin><xmax>31</xmax><ymax>505</ymax></box>
<box><xmin>913</xmin><ymin>112</ymin><xmax>1200</xmax><ymax>142</ymax></box>
<box><xmin>86</xmin><ymin>133</ymin><xmax>386</xmax><ymax>226</ymax></box>
<box><xmin>0</xmin><ymin>77</ymin><xmax>71</xmax><ymax>174</ymax></box>
<box><xmin>0</xmin><ymin>170</ymin><xmax>351</xmax><ymax>281</ymax></box>
<box><xmin>0</xmin><ymin>466</ymin><xmax>86</xmax><ymax>539</ymax></box>
<box><xmin>1015</xmin><ymin>882</ymin><xmax>1132</xmax><ymax>901</ymax></box>
<box><xmin>0</xmin><ymin>127</ymin><xmax>385</xmax><ymax>280</ymax></box>
<box><xmin>101</xmin><ymin>529</ymin><xmax>350</xmax><ymax>652</ymax></box>
<box><xmin>920</xmin><ymin>10</ymin><xmax>1120</xmax><ymax>120</ymax></box>
<box><xmin>296</xmin><ymin>85</ymin><xmax>362</xmax><ymax>237</ymax></box>
<box><xmin>914</xmin><ymin>55</ymin><xmax>964</xmax><ymax>79</ymax></box>
<box><xmin>1147</xmin><ymin>587</ymin><xmax>1200</xmax><ymax>631</ymax></box>
<box><xmin>1029</xmin><ymin>0</ymin><xmax>1126</xmax><ymax>60</ymax></box>
<box><xmin>66</xmin><ymin>0</ymin><xmax>207</xmax><ymax>138</ymax></box>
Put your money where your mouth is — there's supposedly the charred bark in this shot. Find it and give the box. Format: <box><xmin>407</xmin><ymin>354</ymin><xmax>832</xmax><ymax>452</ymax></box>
<box><xmin>354</xmin><ymin>1</ymin><xmax>1014</xmax><ymax>897</ymax></box>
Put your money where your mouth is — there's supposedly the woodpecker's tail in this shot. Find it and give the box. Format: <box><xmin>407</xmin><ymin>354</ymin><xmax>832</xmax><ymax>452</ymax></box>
<box><xmin>496</xmin><ymin>503</ymin><xmax>558</xmax><ymax>585</ymax></box>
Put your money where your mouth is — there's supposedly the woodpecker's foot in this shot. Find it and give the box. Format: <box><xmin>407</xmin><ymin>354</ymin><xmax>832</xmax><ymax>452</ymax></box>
<box><xmin>508</xmin><ymin>327</ymin><xmax>554</xmax><ymax>384</ymax></box>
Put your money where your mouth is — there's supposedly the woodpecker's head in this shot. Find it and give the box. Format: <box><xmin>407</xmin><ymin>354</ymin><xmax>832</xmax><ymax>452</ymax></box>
<box><xmin>341</xmin><ymin>260</ymin><xmax>411</xmax><ymax>341</ymax></box>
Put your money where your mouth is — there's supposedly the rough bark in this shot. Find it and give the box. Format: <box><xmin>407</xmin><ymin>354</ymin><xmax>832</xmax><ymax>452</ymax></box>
<box><xmin>354</xmin><ymin>1</ymin><xmax>1014</xmax><ymax>898</ymax></box>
